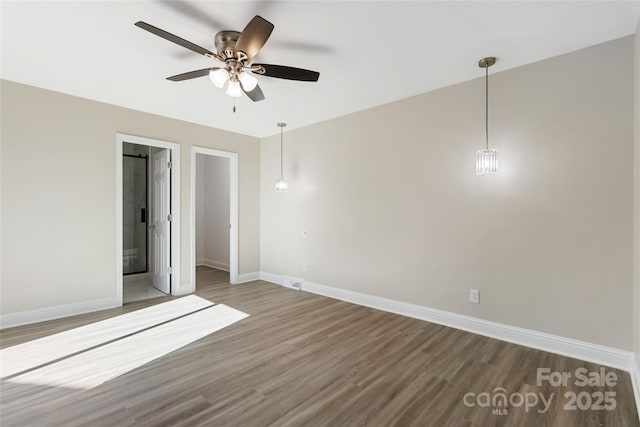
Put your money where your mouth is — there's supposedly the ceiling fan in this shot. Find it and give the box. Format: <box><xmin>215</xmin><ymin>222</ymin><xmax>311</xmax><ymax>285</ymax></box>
<box><xmin>135</xmin><ymin>15</ymin><xmax>320</xmax><ymax>102</ymax></box>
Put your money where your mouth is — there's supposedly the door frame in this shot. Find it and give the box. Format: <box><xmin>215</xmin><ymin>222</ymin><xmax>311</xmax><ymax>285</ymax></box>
<box><xmin>190</xmin><ymin>146</ymin><xmax>239</xmax><ymax>288</ymax></box>
<box><xmin>116</xmin><ymin>133</ymin><xmax>181</xmax><ymax>306</ymax></box>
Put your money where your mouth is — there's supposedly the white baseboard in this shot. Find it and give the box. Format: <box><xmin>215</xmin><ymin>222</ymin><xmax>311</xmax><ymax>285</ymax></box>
<box><xmin>196</xmin><ymin>259</ymin><xmax>230</xmax><ymax>272</ymax></box>
<box><xmin>237</xmin><ymin>272</ymin><xmax>260</xmax><ymax>284</ymax></box>
<box><xmin>0</xmin><ymin>297</ymin><xmax>120</xmax><ymax>330</ymax></box>
<box><xmin>632</xmin><ymin>354</ymin><xmax>640</xmax><ymax>422</ymax></box>
<box><xmin>259</xmin><ymin>272</ymin><xmax>283</xmax><ymax>285</ymax></box>
<box><xmin>259</xmin><ymin>272</ymin><xmax>634</xmax><ymax>372</ymax></box>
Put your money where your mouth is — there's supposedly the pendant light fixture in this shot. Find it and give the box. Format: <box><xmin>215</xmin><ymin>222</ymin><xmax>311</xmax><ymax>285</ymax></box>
<box><xmin>275</xmin><ymin>122</ymin><xmax>288</xmax><ymax>192</ymax></box>
<box><xmin>476</xmin><ymin>56</ymin><xmax>498</xmax><ymax>175</ymax></box>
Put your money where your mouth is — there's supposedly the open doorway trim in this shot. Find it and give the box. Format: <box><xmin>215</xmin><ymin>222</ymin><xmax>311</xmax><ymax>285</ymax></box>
<box><xmin>190</xmin><ymin>146</ymin><xmax>239</xmax><ymax>288</ymax></box>
<box><xmin>116</xmin><ymin>133</ymin><xmax>181</xmax><ymax>306</ymax></box>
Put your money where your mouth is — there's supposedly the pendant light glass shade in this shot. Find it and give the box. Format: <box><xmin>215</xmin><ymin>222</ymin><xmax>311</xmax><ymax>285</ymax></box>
<box><xmin>209</xmin><ymin>68</ymin><xmax>229</xmax><ymax>88</ymax></box>
<box><xmin>238</xmin><ymin>71</ymin><xmax>258</xmax><ymax>91</ymax></box>
<box><xmin>275</xmin><ymin>177</ymin><xmax>288</xmax><ymax>192</ymax></box>
<box><xmin>476</xmin><ymin>149</ymin><xmax>498</xmax><ymax>175</ymax></box>
<box><xmin>226</xmin><ymin>79</ymin><xmax>243</xmax><ymax>97</ymax></box>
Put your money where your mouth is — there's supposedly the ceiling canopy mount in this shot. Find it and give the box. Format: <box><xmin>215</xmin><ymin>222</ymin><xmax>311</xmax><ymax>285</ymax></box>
<box><xmin>478</xmin><ymin>57</ymin><xmax>496</xmax><ymax>68</ymax></box>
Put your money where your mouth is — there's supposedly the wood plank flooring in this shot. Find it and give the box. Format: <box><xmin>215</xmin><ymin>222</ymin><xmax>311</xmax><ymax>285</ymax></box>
<box><xmin>1</xmin><ymin>266</ymin><xmax>638</xmax><ymax>426</ymax></box>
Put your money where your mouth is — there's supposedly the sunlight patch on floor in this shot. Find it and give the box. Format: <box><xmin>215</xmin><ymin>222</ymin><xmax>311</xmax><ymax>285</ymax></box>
<box><xmin>5</xmin><ymin>304</ymin><xmax>248</xmax><ymax>389</ymax></box>
<box><xmin>0</xmin><ymin>296</ymin><xmax>220</xmax><ymax>378</ymax></box>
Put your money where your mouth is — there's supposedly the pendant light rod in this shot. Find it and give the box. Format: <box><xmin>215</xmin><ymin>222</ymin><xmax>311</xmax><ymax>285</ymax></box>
<box><xmin>485</xmin><ymin>65</ymin><xmax>488</xmax><ymax>150</ymax></box>
<box><xmin>277</xmin><ymin>122</ymin><xmax>286</xmax><ymax>177</ymax></box>
<box><xmin>479</xmin><ymin>57</ymin><xmax>496</xmax><ymax>150</ymax></box>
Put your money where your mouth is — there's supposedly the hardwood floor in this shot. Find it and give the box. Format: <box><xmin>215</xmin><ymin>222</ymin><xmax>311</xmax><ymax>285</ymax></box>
<box><xmin>1</xmin><ymin>266</ymin><xmax>638</xmax><ymax>426</ymax></box>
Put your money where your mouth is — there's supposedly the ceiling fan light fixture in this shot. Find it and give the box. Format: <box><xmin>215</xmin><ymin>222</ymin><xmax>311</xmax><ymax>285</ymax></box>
<box><xmin>226</xmin><ymin>79</ymin><xmax>243</xmax><ymax>97</ymax></box>
<box><xmin>137</xmin><ymin>16</ymin><xmax>321</xmax><ymax>104</ymax></box>
<box><xmin>209</xmin><ymin>68</ymin><xmax>229</xmax><ymax>88</ymax></box>
<box><xmin>238</xmin><ymin>71</ymin><xmax>258</xmax><ymax>91</ymax></box>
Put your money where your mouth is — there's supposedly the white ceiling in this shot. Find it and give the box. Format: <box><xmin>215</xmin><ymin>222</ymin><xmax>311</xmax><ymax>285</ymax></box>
<box><xmin>2</xmin><ymin>1</ymin><xmax>638</xmax><ymax>138</ymax></box>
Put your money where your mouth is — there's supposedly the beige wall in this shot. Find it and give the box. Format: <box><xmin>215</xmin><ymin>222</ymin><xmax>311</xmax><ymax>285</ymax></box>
<box><xmin>634</xmin><ymin>19</ymin><xmax>640</xmax><ymax>370</ymax></box>
<box><xmin>0</xmin><ymin>80</ymin><xmax>260</xmax><ymax>315</ymax></box>
<box><xmin>260</xmin><ymin>36</ymin><xmax>634</xmax><ymax>350</ymax></box>
<box><xmin>196</xmin><ymin>154</ymin><xmax>231</xmax><ymax>269</ymax></box>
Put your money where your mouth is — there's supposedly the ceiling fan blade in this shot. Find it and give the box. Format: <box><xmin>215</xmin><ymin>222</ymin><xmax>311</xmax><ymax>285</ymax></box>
<box><xmin>157</xmin><ymin>1</ymin><xmax>228</xmax><ymax>32</ymax></box>
<box><xmin>135</xmin><ymin>21</ymin><xmax>215</xmax><ymax>57</ymax></box>
<box><xmin>252</xmin><ymin>64</ymin><xmax>320</xmax><ymax>82</ymax></box>
<box><xmin>167</xmin><ymin>68</ymin><xmax>220</xmax><ymax>82</ymax></box>
<box><xmin>234</xmin><ymin>16</ymin><xmax>274</xmax><ymax>61</ymax></box>
<box><xmin>242</xmin><ymin>83</ymin><xmax>265</xmax><ymax>102</ymax></box>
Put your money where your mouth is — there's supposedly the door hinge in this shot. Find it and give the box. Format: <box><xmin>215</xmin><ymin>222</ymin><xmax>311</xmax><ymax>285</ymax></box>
<box><xmin>167</xmin><ymin>161</ymin><xmax>172</xmax><ymax>169</ymax></box>
<box><xmin>167</xmin><ymin>213</ymin><xmax>172</xmax><ymax>222</ymax></box>
<box><xmin>167</xmin><ymin>267</ymin><xmax>172</xmax><ymax>274</ymax></box>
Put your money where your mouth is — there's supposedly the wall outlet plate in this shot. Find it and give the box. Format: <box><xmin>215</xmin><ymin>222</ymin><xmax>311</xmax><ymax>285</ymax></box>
<box><xmin>469</xmin><ymin>289</ymin><xmax>480</xmax><ymax>304</ymax></box>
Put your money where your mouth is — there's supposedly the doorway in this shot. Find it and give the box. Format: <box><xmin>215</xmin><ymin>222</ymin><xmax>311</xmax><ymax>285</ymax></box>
<box><xmin>116</xmin><ymin>134</ymin><xmax>181</xmax><ymax>306</ymax></box>
<box><xmin>123</xmin><ymin>142</ymin><xmax>168</xmax><ymax>302</ymax></box>
<box><xmin>190</xmin><ymin>147</ymin><xmax>238</xmax><ymax>290</ymax></box>
<box><xmin>122</xmin><ymin>146</ymin><xmax>148</xmax><ymax>276</ymax></box>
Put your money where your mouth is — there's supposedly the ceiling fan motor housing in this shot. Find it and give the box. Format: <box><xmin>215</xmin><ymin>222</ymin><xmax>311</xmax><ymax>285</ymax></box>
<box><xmin>215</xmin><ymin>31</ymin><xmax>241</xmax><ymax>60</ymax></box>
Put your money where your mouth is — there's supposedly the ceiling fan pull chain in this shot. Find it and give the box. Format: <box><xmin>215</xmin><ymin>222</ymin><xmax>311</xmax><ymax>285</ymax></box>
<box><xmin>233</xmin><ymin>98</ymin><xmax>237</xmax><ymax>113</ymax></box>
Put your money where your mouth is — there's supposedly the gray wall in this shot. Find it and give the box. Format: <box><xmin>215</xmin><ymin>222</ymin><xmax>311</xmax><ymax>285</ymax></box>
<box><xmin>196</xmin><ymin>154</ymin><xmax>231</xmax><ymax>270</ymax></box>
<box><xmin>260</xmin><ymin>36</ymin><xmax>634</xmax><ymax>350</ymax></box>
<box><xmin>0</xmin><ymin>81</ymin><xmax>260</xmax><ymax>315</ymax></box>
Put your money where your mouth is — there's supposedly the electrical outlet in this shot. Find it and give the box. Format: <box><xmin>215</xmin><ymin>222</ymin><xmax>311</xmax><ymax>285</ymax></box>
<box><xmin>469</xmin><ymin>289</ymin><xmax>480</xmax><ymax>304</ymax></box>
<box><xmin>302</xmin><ymin>261</ymin><xmax>308</xmax><ymax>272</ymax></box>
